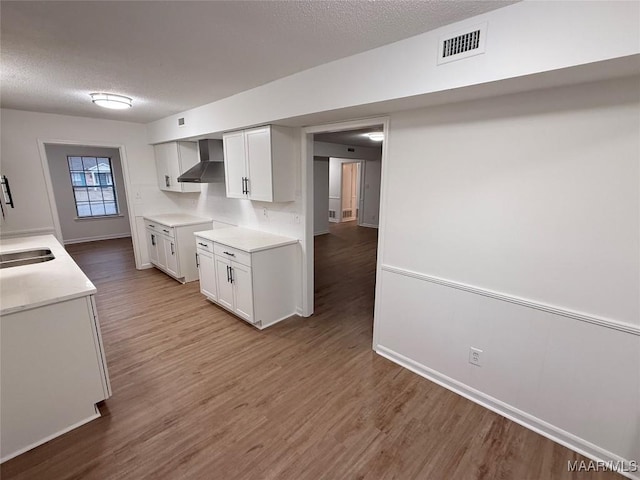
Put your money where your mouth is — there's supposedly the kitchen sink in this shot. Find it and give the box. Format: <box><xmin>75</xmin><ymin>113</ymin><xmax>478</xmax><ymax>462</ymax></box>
<box><xmin>0</xmin><ymin>248</ymin><xmax>55</xmax><ymax>268</ymax></box>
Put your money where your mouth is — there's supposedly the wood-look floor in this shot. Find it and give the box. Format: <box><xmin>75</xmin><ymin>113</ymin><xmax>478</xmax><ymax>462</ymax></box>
<box><xmin>2</xmin><ymin>222</ymin><xmax>621</xmax><ymax>480</ymax></box>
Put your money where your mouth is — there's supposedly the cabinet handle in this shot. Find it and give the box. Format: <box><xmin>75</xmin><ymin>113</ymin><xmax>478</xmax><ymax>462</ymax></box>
<box><xmin>165</xmin><ymin>175</ymin><xmax>170</xmax><ymax>187</ymax></box>
<box><xmin>241</xmin><ymin>177</ymin><xmax>246</xmax><ymax>194</ymax></box>
<box><xmin>195</xmin><ymin>252</ymin><xmax>199</xmax><ymax>268</ymax></box>
<box><xmin>170</xmin><ymin>243</ymin><xmax>175</xmax><ymax>255</ymax></box>
<box><xmin>226</xmin><ymin>265</ymin><xmax>231</xmax><ymax>283</ymax></box>
<box><xmin>244</xmin><ymin>177</ymin><xmax>250</xmax><ymax>195</ymax></box>
<box><xmin>163</xmin><ymin>229</ymin><xmax>170</xmax><ymax>234</ymax></box>
<box><xmin>223</xmin><ymin>251</ymin><xmax>235</xmax><ymax>257</ymax></box>
<box><xmin>148</xmin><ymin>224</ymin><xmax>155</xmax><ymax>228</ymax></box>
<box><xmin>198</xmin><ymin>242</ymin><xmax>209</xmax><ymax>248</ymax></box>
<box><xmin>151</xmin><ymin>234</ymin><xmax>156</xmax><ymax>246</ymax></box>
<box><xmin>229</xmin><ymin>266</ymin><xmax>234</xmax><ymax>284</ymax></box>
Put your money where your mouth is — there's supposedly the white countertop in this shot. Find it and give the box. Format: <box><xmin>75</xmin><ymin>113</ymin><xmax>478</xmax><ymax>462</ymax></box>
<box><xmin>194</xmin><ymin>227</ymin><xmax>298</xmax><ymax>253</ymax></box>
<box><xmin>143</xmin><ymin>213</ymin><xmax>212</xmax><ymax>227</ymax></box>
<box><xmin>0</xmin><ymin>235</ymin><xmax>96</xmax><ymax>315</ymax></box>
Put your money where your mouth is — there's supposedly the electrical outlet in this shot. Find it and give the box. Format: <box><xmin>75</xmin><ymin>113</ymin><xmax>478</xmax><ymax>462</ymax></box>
<box><xmin>469</xmin><ymin>347</ymin><xmax>483</xmax><ymax>367</ymax></box>
<box><xmin>263</xmin><ymin>208</ymin><xmax>268</xmax><ymax>219</ymax></box>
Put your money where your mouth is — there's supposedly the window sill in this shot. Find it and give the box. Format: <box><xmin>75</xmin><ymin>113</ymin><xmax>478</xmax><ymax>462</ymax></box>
<box><xmin>74</xmin><ymin>214</ymin><xmax>125</xmax><ymax>221</ymax></box>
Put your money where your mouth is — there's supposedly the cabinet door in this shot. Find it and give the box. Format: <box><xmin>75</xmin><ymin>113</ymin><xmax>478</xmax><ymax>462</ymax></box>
<box><xmin>245</xmin><ymin>126</ymin><xmax>273</xmax><ymax>202</ymax></box>
<box><xmin>162</xmin><ymin>236</ymin><xmax>179</xmax><ymax>277</ymax></box>
<box><xmin>154</xmin><ymin>143</ymin><xmax>174</xmax><ymax>191</ymax></box>
<box><xmin>146</xmin><ymin>230</ymin><xmax>159</xmax><ymax>265</ymax></box>
<box><xmin>215</xmin><ymin>256</ymin><xmax>234</xmax><ymax>310</ymax></box>
<box><xmin>175</xmin><ymin>142</ymin><xmax>200</xmax><ymax>193</ymax></box>
<box><xmin>156</xmin><ymin>234</ymin><xmax>168</xmax><ymax>270</ymax></box>
<box><xmin>231</xmin><ymin>262</ymin><xmax>254</xmax><ymax>323</ymax></box>
<box><xmin>223</xmin><ymin>131</ymin><xmax>247</xmax><ymax>199</ymax></box>
<box><xmin>197</xmin><ymin>250</ymin><xmax>216</xmax><ymax>300</ymax></box>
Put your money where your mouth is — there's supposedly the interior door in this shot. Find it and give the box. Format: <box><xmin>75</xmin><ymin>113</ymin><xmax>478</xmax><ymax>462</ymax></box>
<box><xmin>214</xmin><ymin>256</ymin><xmax>234</xmax><ymax>310</ymax></box>
<box><xmin>341</xmin><ymin>163</ymin><xmax>357</xmax><ymax>222</ymax></box>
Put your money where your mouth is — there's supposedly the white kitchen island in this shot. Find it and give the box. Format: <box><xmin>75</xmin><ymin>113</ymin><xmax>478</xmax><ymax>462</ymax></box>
<box><xmin>0</xmin><ymin>235</ymin><xmax>111</xmax><ymax>462</ymax></box>
<box><xmin>195</xmin><ymin>227</ymin><xmax>299</xmax><ymax>329</ymax></box>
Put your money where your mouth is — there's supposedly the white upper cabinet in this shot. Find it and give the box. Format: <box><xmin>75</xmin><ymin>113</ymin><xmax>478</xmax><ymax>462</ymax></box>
<box><xmin>222</xmin><ymin>125</ymin><xmax>296</xmax><ymax>202</ymax></box>
<box><xmin>154</xmin><ymin>141</ymin><xmax>200</xmax><ymax>193</ymax></box>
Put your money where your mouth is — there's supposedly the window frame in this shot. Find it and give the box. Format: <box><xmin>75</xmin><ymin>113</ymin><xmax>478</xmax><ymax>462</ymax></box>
<box><xmin>67</xmin><ymin>156</ymin><xmax>120</xmax><ymax>218</ymax></box>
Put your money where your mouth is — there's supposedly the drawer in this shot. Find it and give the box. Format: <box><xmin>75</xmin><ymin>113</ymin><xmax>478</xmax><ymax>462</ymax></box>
<box><xmin>195</xmin><ymin>237</ymin><xmax>213</xmax><ymax>253</ymax></box>
<box><xmin>144</xmin><ymin>221</ymin><xmax>174</xmax><ymax>238</ymax></box>
<box><xmin>157</xmin><ymin>225</ymin><xmax>175</xmax><ymax>238</ymax></box>
<box><xmin>214</xmin><ymin>243</ymin><xmax>251</xmax><ymax>267</ymax></box>
<box><xmin>144</xmin><ymin>220</ymin><xmax>159</xmax><ymax>232</ymax></box>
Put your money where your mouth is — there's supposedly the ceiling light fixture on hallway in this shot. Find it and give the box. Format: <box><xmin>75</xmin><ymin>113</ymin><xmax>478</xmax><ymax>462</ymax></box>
<box><xmin>365</xmin><ymin>132</ymin><xmax>384</xmax><ymax>142</ymax></box>
<box><xmin>90</xmin><ymin>93</ymin><xmax>132</xmax><ymax>110</ymax></box>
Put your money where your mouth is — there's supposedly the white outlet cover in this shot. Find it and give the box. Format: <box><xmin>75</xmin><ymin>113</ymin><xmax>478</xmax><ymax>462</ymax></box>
<box><xmin>469</xmin><ymin>347</ymin><xmax>483</xmax><ymax>367</ymax></box>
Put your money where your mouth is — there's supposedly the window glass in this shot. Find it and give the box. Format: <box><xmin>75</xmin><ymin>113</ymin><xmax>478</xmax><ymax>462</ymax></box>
<box><xmin>67</xmin><ymin>156</ymin><xmax>119</xmax><ymax>218</ymax></box>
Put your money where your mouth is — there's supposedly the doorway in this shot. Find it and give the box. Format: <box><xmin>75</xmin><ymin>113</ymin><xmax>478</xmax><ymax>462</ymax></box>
<box><xmin>44</xmin><ymin>144</ymin><xmax>132</xmax><ymax>245</ymax></box>
<box><xmin>302</xmin><ymin>117</ymin><xmax>388</xmax><ymax>319</ymax></box>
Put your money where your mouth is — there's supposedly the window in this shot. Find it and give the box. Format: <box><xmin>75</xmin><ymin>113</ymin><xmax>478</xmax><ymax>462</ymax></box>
<box><xmin>67</xmin><ymin>156</ymin><xmax>119</xmax><ymax>217</ymax></box>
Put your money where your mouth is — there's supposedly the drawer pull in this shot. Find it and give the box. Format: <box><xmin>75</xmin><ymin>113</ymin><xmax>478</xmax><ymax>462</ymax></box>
<box><xmin>148</xmin><ymin>224</ymin><xmax>155</xmax><ymax>228</ymax></box>
<box><xmin>198</xmin><ymin>242</ymin><xmax>209</xmax><ymax>248</ymax></box>
<box><xmin>163</xmin><ymin>229</ymin><xmax>170</xmax><ymax>234</ymax></box>
<box><xmin>223</xmin><ymin>251</ymin><xmax>235</xmax><ymax>257</ymax></box>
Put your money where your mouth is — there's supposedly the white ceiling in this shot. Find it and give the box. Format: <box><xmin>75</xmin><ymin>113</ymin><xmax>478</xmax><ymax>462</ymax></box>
<box><xmin>1</xmin><ymin>0</ymin><xmax>517</xmax><ymax>124</ymax></box>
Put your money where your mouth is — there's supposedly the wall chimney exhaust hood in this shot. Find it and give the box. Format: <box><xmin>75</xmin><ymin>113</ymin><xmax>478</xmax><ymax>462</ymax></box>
<box><xmin>178</xmin><ymin>139</ymin><xmax>225</xmax><ymax>183</ymax></box>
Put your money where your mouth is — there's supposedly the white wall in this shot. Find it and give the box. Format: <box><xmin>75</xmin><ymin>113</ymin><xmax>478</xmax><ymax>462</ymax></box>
<box><xmin>147</xmin><ymin>1</ymin><xmax>639</xmax><ymax>144</ymax></box>
<box><xmin>44</xmin><ymin>144</ymin><xmax>131</xmax><ymax>244</ymax></box>
<box><xmin>0</xmin><ymin>109</ymin><xmax>176</xmax><ymax>267</ymax></box>
<box><xmin>313</xmin><ymin>157</ymin><xmax>329</xmax><ymax>235</ymax></box>
<box><xmin>374</xmin><ymin>76</ymin><xmax>640</xmax><ymax>472</ymax></box>
<box><xmin>360</xmin><ymin>159</ymin><xmax>381</xmax><ymax>228</ymax></box>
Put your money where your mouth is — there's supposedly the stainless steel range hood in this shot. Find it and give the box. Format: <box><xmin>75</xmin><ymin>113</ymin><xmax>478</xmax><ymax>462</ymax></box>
<box><xmin>178</xmin><ymin>139</ymin><xmax>225</xmax><ymax>183</ymax></box>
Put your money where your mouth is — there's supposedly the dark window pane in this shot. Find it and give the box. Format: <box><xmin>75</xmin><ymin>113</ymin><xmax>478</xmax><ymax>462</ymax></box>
<box><xmin>68</xmin><ymin>157</ymin><xmax>83</xmax><ymax>171</ymax></box>
<box><xmin>74</xmin><ymin>187</ymin><xmax>89</xmax><ymax>202</ymax></box>
<box><xmin>82</xmin><ymin>157</ymin><xmax>97</xmax><ymax>170</ymax></box>
<box><xmin>90</xmin><ymin>203</ymin><xmax>106</xmax><ymax>216</ymax></box>
<box><xmin>104</xmin><ymin>202</ymin><xmax>117</xmax><ymax>215</ymax></box>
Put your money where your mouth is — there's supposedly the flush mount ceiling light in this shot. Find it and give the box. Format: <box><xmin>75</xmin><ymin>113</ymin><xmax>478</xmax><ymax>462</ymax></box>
<box><xmin>365</xmin><ymin>132</ymin><xmax>384</xmax><ymax>142</ymax></box>
<box><xmin>90</xmin><ymin>93</ymin><xmax>132</xmax><ymax>110</ymax></box>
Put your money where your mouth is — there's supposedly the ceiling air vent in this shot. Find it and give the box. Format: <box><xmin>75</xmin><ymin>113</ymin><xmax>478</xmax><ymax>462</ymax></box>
<box><xmin>178</xmin><ymin>117</ymin><xmax>185</xmax><ymax>126</ymax></box>
<box><xmin>437</xmin><ymin>23</ymin><xmax>487</xmax><ymax>65</ymax></box>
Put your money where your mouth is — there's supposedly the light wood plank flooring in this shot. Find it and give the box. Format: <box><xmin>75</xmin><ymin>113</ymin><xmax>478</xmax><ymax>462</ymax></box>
<box><xmin>1</xmin><ymin>224</ymin><xmax>621</xmax><ymax>479</ymax></box>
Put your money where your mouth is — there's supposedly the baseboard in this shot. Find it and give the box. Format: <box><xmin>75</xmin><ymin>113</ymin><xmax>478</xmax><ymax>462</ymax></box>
<box><xmin>375</xmin><ymin>345</ymin><xmax>639</xmax><ymax>480</ymax></box>
<box><xmin>0</xmin><ymin>227</ymin><xmax>55</xmax><ymax>238</ymax></box>
<box><xmin>63</xmin><ymin>233</ymin><xmax>132</xmax><ymax>245</ymax></box>
<box><xmin>359</xmin><ymin>223</ymin><xmax>379</xmax><ymax>229</ymax></box>
<box><xmin>314</xmin><ymin>229</ymin><xmax>330</xmax><ymax>236</ymax></box>
<box><xmin>0</xmin><ymin>408</ymin><xmax>101</xmax><ymax>464</ymax></box>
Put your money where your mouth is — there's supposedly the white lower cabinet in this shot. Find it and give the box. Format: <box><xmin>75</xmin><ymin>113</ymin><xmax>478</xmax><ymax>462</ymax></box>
<box><xmin>196</xmin><ymin>247</ymin><xmax>217</xmax><ymax>301</ymax></box>
<box><xmin>195</xmin><ymin>228</ymin><xmax>298</xmax><ymax>329</ymax></box>
<box><xmin>214</xmin><ymin>255</ymin><xmax>254</xmax><ymax>323</ymax></box>
<box><xmin>144</xmin><ymin>215</ymin><xmax>212</xmax><ymax>283</ymax></box>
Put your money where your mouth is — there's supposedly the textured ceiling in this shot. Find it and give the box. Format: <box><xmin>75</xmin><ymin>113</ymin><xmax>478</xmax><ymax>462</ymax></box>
<box><xmin>1</xmin><ymin>1</ymin><xmax>517</xmax><ymax>124</ymax></box>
